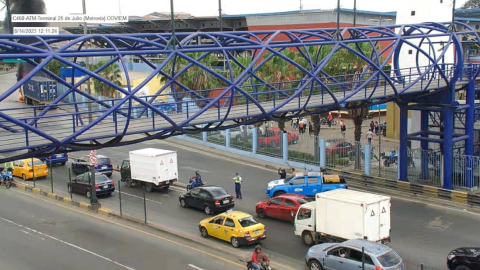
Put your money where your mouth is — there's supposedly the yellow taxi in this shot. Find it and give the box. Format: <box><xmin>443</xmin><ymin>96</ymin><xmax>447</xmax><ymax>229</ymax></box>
<box><xmin>198</xmin><ymin>210</ymin><xmax>266</xmax><ymax>248</ymax></box>
<box><xmin>13</xmin><ymin>158</ymin><xmax>49</xmax><ymax>180</ymax></box>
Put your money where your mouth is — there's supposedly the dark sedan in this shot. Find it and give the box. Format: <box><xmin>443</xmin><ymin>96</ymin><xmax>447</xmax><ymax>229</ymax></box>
<box><xmin>448</xmin><ymin>247</ymin><xmax>480</xmax><ymax>270</ymax></box>
<box><xmin>71</xmin><ymin>155</ymin><xmax>113</xmax><ymax>177</ymax></box>
<box><xmin>68</xmin><ymin>173</ymin><xmax>115</xmax><ymax>198</ymax></box>
<box><xmin>179</xmin><ymin>186</ymin><xmax>235</xmax><ymax>215</ymax></box>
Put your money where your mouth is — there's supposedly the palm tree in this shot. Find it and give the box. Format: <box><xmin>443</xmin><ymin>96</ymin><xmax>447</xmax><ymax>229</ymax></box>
<box><xmin>89</xmin><ymin>60</ymin><xmax>122</xmax><ymax>98</ymax></box>
<box><xmin>158</xmin><ymin>52</ymin><xmax>221</xmax><ymax>110</ymax></box>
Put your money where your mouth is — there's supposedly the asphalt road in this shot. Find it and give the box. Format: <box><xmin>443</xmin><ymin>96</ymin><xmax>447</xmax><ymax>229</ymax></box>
<box><xmin>22</xmin><ymin>138</ymin><xmax>480</xmax><ymax>270</ymax></box>
<box><xmin>0</xmin><ymin>184</ymin><xmax>250</xmax><ymax>270</ymax></box>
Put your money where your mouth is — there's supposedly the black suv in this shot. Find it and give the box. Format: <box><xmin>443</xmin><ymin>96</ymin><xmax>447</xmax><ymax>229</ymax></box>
<box><xmin>448</xmin><ymin>247</ymin><xmax>480</xmax><ymax>270</ymax></box>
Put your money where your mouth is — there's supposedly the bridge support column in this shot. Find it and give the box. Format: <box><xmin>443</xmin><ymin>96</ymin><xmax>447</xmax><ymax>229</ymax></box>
<box><xmin>420</xmin><ymin>110</ymin><xmax>429</xmax><ymax>180</ymax></box>
<box><xmin>319</xmin><ymin>139</ymin><xmax>326</xmax><ymax>168</ymax></box>
<box><xmin>202</xmin><ymin>131</ymin><xmax>207</xmax><ymax>143</ymax></box>
<box><xmin>398</xmin><ymin>104</ymin><xmax>409</xmax><ymax>181</ymax></box>
<box><xmin>282</xmin><ymin>132</ymin><xmax>288</xmax><ymax>162</ymax></box>
<box><xmin>252</xmin><ymin>128</ymin><xmax>258</xmax><ymax>155</ymax></box>
<box><xmin>364</xmin><ymin>145</ymin><xmax>371</xmax><ymax>176</ymax></box>
<box><xmin>225</xmin><ymin>129</ymin><xmax>231</xmax><ymax>149</ymax></box>
<box><xmin>465</xmin><ymin>80</ymin><xmax>475</xmax><ymax>188</ymax></box>
<box><xmin>442</xmin><ymin>108</ymin><xmax>454</xmax><ymax>190</ymax></box>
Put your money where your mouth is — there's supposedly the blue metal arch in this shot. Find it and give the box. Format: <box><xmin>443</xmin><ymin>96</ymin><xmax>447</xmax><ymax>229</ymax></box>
<box><xmin>0</xmin><ymin>22</ymin><xmax>477</xmax><ymax>162</ymax></box>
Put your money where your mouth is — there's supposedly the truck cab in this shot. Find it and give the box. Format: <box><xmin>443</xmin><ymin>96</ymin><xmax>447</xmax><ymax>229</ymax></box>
<box><xmin>265</xmin><ymin>172</ymin><xmax>347</xmax><ymax>198</ymax></box>
<box><xmin>293</xmin><ymin>202</ymin><xmax>316</xmax><ymax>244</ymax></box>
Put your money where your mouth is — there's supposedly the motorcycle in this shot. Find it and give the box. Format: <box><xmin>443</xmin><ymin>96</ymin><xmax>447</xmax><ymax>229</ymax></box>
<box><xmin>0</xmin><ymin>168</ymin><xmax>13</xmax><ymax>189</ymax></box>
<box><xmin>186</xmin><ymin>178</ymin><xmax>206</xmax><ymax>191</ymax></box>
<box><xmin>382</xmin><ymin>150</ymin><xmax>397</xmax><ymax>167</ymax></box>
<box><xmin>246</xmin><ymin>261</ymin><xmax>271</xmax><ymax>270</ymax></box>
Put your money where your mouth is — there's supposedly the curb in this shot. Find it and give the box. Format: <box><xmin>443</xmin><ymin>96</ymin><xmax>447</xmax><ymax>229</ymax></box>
<box><xmin>13</xmin><ymin>182</ymin><xmax>101</xmax><ymax>211</ymax></box>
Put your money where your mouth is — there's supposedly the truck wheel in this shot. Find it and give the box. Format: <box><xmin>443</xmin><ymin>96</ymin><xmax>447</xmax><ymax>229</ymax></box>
<box><xmin>302</xmin><ymin>231</ymin><xmax>315</xmax><ymax>246</ymax></box>
<box><xmin>273</xmin><ymin>191</ymin><xmax>285</xmax><ymax>197</ymax></box>
<box><xmin>308</xmin><ymin>259</ymin><xmax>323</xmax><ymax>270</ymax></box>
<box><xmin>145</xmin><ymin>183</ymin><xmax>153</xmax><ymax>192</ymax></box>
<box><xmin>126</xmin><ymin>178</ymin><xmax>133</xmax><ymax>187</ymax></box>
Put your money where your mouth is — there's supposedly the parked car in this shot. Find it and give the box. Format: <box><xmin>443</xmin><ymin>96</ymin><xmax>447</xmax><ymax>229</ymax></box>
<box><xmin>198</xmin><ymin>210</ymin><xmax>266</xmax><ymax>248</ymax></box>
<box><xmin>258</xmin><ymin>127</ymin><xmax>299</xmax><ymax>147</ymax></box>
<box><xmin>305</xmin><ymin>239</ymin><xmax>403</xmax><ymax>270</ymax></box>
<box><xmin>179</xmin><ymin>186</ymin><xmax>235</xmax><ymax>215</ymax></box>
<box><xmin>447</xmin><ymin>247</ymin><xmax>480</xmax><ymax>270</ymax></box>
<box><xmin>40</xmin><ymin>152</ymin><xmax>68</xmax><ymax>166</ymax></box>
<box><xmin>68</xmin><ymin>172</ymin><xmax>115</xmax><ymax>198</ymax></box>
<box><xmin>220</xmin><ymin>125</ymin><xmax>256</xmax><ymax>141</ymax></box>
<box><xmin>71</xmin><ymin>155</ymin><xmax>112</xmax><ymax>177</ymax></box>
<box><xmin>265</xmin><ymin>171</ymin><xmax>347</xmax><ymax>198</ymax></box>
<box><xmin>325</xmin><ymin>140</ymin><xmax>355</xmax><ymax>159</ymax></box>
<box><xmin>255</xmin><ymin>193</ymin><xmax>313</xmax><ymax>222</ymax></box>
<box><xmin>13</xmin><ymin>158</ymin><xmax>49</xmax><ymax>181</ymax></box>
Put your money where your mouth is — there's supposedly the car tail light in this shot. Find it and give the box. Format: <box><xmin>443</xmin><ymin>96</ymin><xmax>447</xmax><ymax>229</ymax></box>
<box><xmin>375</xmin><ymin>267</ymin><xmax>384</xmax><ymax>270</ymax></box>
<box><xmin>231</xmin><ymin>196</ymin><xmax>234</xmax><ymax>201</ymax></box>
<box><xmin>111</xmin><ymin>181</ymin><xmax>115</xmax><ymax>187</ymax></box>
<box><xmin>95</xmin><ymin>184</ymin><xmax>99</xmax><ymax>189</ymax></box>
<box><xmin>244</xmin><ymin>231</ymin><xmax>250</xmax><ymax>237</ymax></box>
<box><xmin>109</xmin><ymin>161</ymin><xmax>112</xmax><ymax>165</ymax></box>
<box><xmin>215</xmin><ymin>200</ymin><xmax>220</xmax><ymax>205</ymax></box>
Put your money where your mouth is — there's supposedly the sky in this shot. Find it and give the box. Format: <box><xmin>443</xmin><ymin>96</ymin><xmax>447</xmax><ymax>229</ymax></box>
<box><xmin>0</xmin><ymin>0</ymin><xmax>470</xmax><ymax>20</ymax></box>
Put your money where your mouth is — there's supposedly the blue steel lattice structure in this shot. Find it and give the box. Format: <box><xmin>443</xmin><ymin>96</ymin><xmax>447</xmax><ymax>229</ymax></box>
<box><xmin>0</xmin><ymin>22</ymin><xmax>479</xmax><ymax>189</ymax></box>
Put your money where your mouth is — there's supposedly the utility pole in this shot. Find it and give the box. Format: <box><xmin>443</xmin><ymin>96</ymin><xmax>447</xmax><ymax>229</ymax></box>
<box><xmin>5</xmin><ymin>0</ymin><xmax>12</xmax><ymax>33</ymax></box>
<box><xmin>82</xmin><ymin>0</ymin><xmax>93</xmax><ymax>144</ymax></box>
<box><xmin>336</xmin><ymin>0</ymin><xmax>341</xmax><ymax>39</ymax></box>
<box><xmin>353</xmin><ymin>0</ymin><xmax>357</xmax><ymax>27</ymax></box>
<box><xmin>218</xmin><ymin>0</ymin><xmax>222</xmax><ymax>32</ymax></box>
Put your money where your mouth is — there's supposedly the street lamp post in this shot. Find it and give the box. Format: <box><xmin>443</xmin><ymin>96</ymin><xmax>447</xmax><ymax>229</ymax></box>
<box><xmin>82</xmin><ymin>0</ymin><xmax>93</xmax><ymax>143</ymax></box>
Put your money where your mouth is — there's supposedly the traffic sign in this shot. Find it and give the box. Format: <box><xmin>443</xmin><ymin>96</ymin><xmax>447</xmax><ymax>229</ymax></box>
<box><xmin>89</xmin><ymin>155</ymin><xmax>97</xmax><ymax>166</ymax></box>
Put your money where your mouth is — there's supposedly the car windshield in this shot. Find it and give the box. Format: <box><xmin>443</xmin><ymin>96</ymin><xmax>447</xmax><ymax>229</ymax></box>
<box><xmin>209</xmin><ymin>188</ymin><xmax>228</xmax><ymax>197</ymax></box>
<box><xmin>27</xmin><ymin>160</ymin><xmax>44</xmax><ymax>166</ymax></box>
<box><xmin>238</xmin><ymin>217</ymin><xmax>258</xmax><ymax>228</ymax></box>
<box><xmin>297</xmin><ymin>197</ymin><xmax>314</xmax><ymax>204</ymax></box>
<box><xmin>377</xmin><ymin>250</ymin><xmax>402</xmax><ymax>267</ymax></box>
<box><xmin>98</xmin><ymin>158</ymin><xmax>110</xmax><ymax>165</ymax></box>
<box><xmin>95</xmin><ymin>174</ymin><xmax>110</xmax><ymax>183</ymax></box>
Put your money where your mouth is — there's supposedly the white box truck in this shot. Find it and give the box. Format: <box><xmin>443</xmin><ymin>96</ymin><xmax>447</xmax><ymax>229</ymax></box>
<box><xmin>294</xmin><ymin>189</ymin><xmax>391</xmax><ymax>246</ymax></box>
<box><xmin>120</xmin><ymin>148</ymin><xmax>178</xmax><ymax>192</ymax></box>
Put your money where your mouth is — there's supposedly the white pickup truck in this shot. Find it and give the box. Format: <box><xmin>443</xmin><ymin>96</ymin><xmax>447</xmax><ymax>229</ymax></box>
<box><xmin>220</xmin><ymin>125</ymin><xmax>256</xmax><ymax>141</ymax></box>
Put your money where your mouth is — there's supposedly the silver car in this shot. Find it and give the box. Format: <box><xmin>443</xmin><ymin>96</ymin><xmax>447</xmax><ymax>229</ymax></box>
<box><xmin>305</xmin><ymin>239</ymin><xmax>403</xmax><ymax>270</ymax></box>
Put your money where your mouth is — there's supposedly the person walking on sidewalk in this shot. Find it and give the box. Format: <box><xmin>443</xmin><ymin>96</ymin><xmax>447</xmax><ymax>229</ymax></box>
<box><xmin>229</xmin><ymin>172</ymin><xmax>243</xmax><ymax>199</ymax></box>
<box><xmin>366</xmin><ymin>130</ymin><xmax>374</xmax><ymax>145</ymax></box>
<box><xmin>327</xmin><ymin>112</ymin><xmax>333</xmax><ymax>127</ymax></box>
<box><xmin>340</xmin><ymin>120</ymin><xmax>346</xmax><ymax>141</ymax></box>
<box><xmin>308</xmin><ymin>122</ymin><xmax>313</xmax><ymax>137</ymax></box>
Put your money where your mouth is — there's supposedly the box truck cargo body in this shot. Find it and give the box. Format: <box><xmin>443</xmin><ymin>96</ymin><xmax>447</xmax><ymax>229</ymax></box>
<box><xmin>120</xmin><ymin>148</ymin><xmax>178</xmax><ymax>192</ymax></box>
<box><xmin>294</xmin><ymin>189</ymin><xmax>391</xmax><ymax>246</ymax></box>
<box><xmin>22</xmin><ymin>76</ymin><xmax>58</xmax><ymax>106</ymax></box>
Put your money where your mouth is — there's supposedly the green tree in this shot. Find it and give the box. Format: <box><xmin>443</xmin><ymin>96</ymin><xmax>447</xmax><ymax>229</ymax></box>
<box><xmin>89</xmin><ymin>60</ymin><xmax>122</xmax><ymax>98</ymax></box>
<box><xmin>158</xmin><ymin>52</ymin><xmax>221</xmax><ymax>108</ymax></box>
<box><xmin>461</xmin><ymin>0</ymin><xmax>480</xmax><ymax>8</ymax></box>
<box><xmin>45</xmin><ymin>59</ymin><xmax>61</xmax><ymax>78</ymax></box>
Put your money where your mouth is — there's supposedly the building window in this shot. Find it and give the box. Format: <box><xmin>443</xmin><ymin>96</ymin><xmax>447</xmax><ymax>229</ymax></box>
<box><xmin>411</xmin><ymin>11</ymin><xmax>415</xmax><ymax>16</ymax></box>
<box><xmin>408</xmin><ymin>50</ymin><xmax>413</xmax><ymax>54</ymax></box>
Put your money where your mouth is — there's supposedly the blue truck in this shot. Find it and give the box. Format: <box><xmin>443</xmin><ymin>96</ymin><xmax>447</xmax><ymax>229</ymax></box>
<box><xmin>22</xmin><ymin>76</ymin><xmax>58</xmax><ymax>106</ymax></box>
<box><xmin>265</xmin><ymin>171</ymin><xmax>347</xmax><ymax>197</ymax></box>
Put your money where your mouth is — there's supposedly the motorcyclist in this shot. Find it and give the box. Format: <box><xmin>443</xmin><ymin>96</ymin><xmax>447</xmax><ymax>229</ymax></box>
<box><xmin>251</xmin><ymin>245</ymin><xmax>269</xmax><ymax>270</ymax></box>
<box><xmin>189</xmin><ymin>171</ymin><xmax>203</xmax><ymax>188</ymax></box>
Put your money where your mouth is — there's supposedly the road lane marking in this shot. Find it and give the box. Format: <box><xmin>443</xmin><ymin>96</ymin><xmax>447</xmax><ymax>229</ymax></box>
<box><xmin>0</xmin><ymin>216</ymin><xmax>135</xmax><ymax>270</ymax></box>
<box><xmin>21</xmin><ymin>229</ymin><xmax>45</xmax><ymax>240</ymax></box>
<box><xmin>9</xmin><ymin>189</ymin><xmax>258</xmax><ymax>269</ymax></box>
<box><xmin>188</xmin><ymin>264</ymin><xmax>205</xmax><ymax>270</ymax></box>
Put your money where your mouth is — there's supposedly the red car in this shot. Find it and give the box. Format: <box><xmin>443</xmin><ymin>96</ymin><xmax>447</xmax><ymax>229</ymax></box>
<box><xmin>258</xmin><ymin>127</ymin><xmax>299</xmax><ymax>147</ymax></box>
<box><xmin>255</xmin><ymin>194</ymin><xmax>313</xmax><ymax>221</ymax></box>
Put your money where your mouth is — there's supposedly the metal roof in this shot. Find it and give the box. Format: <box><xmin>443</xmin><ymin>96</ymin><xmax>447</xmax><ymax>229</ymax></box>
<box><xmin>223</xmin><ymin>8</ymin><xmax>396</xmax><ymax>18</ymax></box>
